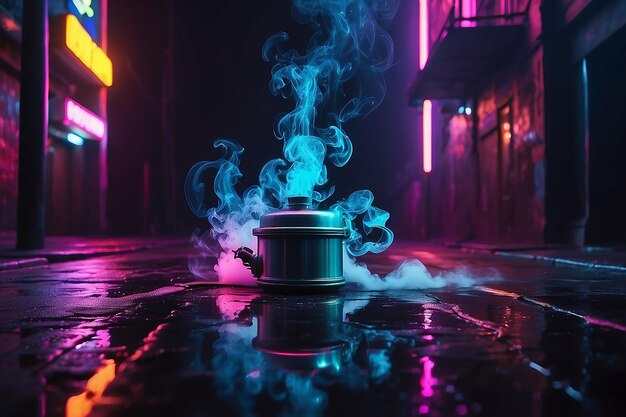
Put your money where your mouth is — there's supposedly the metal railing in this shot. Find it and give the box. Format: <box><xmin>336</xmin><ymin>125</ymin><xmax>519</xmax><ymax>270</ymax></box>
<box><xmin>430</xmin><ymin>0</ymin><xmax>530</xmax><ymax>51</ymax></box>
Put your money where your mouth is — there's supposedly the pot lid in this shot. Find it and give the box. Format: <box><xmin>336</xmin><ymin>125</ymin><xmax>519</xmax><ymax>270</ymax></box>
<box><xmin>258</xmin><ymin>196</ymin><xmax>343</xmax><ymax>229</ymax></box>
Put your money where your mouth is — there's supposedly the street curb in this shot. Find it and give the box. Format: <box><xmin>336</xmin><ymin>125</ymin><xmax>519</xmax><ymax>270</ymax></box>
<box><xmin>493</xmin><ymin>250</ymin><xmax>626</xmax><ymax>272</ymax></box>
<box><xmin>0</xmin><ymin>257</ymin><xmax>49</xmax><ymax>272</ymax></box>
<box><xmin>451</xmin><ymin>241</ymin><xmax>575</xmax><ymax>253</ymax></box>
<box><xmin>0</xmin><ymin>240</ymin><xmax>186</xmax><ymax>263</ymax></box>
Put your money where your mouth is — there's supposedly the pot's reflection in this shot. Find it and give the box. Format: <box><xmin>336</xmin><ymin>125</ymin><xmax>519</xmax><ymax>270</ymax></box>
<box><xmin>251</xmin><ymin>295</ymin><xmax>346</xmax><ymax>371</ymax></box>
<box><xmin>211</xmin><ymin>294</ymin><xmax>358</xmax><ymax>417</ymax></box>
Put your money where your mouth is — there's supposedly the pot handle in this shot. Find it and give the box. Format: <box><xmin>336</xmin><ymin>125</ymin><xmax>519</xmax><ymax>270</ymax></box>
<box><xmin>233</xmin><ymin>247</ymin><xmax>262</xmax><ymax>277</ymax></box>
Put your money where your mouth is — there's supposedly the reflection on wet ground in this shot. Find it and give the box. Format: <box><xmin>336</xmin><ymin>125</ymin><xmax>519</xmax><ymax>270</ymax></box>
<box><xmin>0</xmin><ymin>244</ymin><xmax>625</xmax><ymax>417</ymax></box>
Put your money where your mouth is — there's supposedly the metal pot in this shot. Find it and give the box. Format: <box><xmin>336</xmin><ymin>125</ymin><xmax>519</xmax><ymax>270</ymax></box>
<box><xmin>234</xmin><ymin>196</ymin><xmax>347</xmax><ymax>292</ymax></box>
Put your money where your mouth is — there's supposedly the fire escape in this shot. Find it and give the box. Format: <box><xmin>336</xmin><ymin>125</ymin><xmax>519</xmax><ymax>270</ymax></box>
<box><xmin>410</xmin><ymin>1</ymin><xmax>529</xmax><ymax>101</ymax></box>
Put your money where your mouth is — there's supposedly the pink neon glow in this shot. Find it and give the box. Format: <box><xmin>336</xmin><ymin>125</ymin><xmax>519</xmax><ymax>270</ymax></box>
<box><xmin>216</xmin><ymin>293</ymin><xmax>258</xmax><ymax>319</ymax></box>
<box><xmin>419</xmin><ymin>356</ymin><xmax>437</xmax><ymax>397</ymax></box>
<box><xmin>423</xmin><ymin>100</ymin><xmax>432</xmax><ymax>173</ymax></box>
<box><xmin>460</xmin><ymin>0</ymin><xmax>477</xmax><ymax>28</ymax></box>
<box><xmin>64</xmin><ymin>98</ymin><xmax>106</xmax><ymax>140</ymax></box>
<box><xmin>98</xmin><ymin>0</ymin><xmax>109</xmax><ymax>231</ymax></box>
<box><xmin>423</xmin><ymin>309</ymin><xmax>433</xmax><ymax>330</ymax></box>
<box><xmin>585</xmin><ymin>316</ymin><xmax>626</xmax><ymax>332</ymax></box>
<box><xmin>418</xmin><ymin>0</ymin><xmax>432</xmax><ymax>173</ymax></box>
<box><xmin>418</xmin><ymin>0</ymin><xmax>428</xmax><ymax>70</ymax></box>
<box><xmin>258</xmin><ymin>349</ymin><xmax>333</xmax><ymax>357</ymax></box>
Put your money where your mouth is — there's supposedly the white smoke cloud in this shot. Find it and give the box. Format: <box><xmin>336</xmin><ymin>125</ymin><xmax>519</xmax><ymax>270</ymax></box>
<box><xmin>191</xmin><ymin>231</ymin><xmax>481</xmax><ymax>290</ymax></box>
<box><xmin>188</xmin><ymin>219</ymin><xmax>259</xmax><ymax>287</ymax></box>
<box><xmin>343</xmin><ymin>248</ymin><xmax>477</xmax><ymax>291</ymax></box>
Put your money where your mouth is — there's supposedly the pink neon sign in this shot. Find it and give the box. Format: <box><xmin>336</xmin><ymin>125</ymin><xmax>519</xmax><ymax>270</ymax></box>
<box><xmin>419</xmin><ymin>0</ymin><xmax>428</xmax><ymax>70</ymax></box>
<box><xmin>419</xmin><ymin>0</ymin><xmax>432</xmax><ymax>173</ymax></box>
<box><xmin>423</xmin><ymin>100</ymin><xmax>432</xmax><ymax>173</ymax></box>
<box><xmin>64</xmin><ymin>98</ymin><xmax>106</xmax><ymax>140</ymax></box>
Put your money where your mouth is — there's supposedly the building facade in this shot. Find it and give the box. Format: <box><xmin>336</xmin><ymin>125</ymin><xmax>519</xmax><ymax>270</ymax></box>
<box><xmin>0</xmin><ymin>0</ymin><xmax>110</xmax><ymax>236</ymax></box>
<box><xmin>409</xmin><ymin>0</ymin><xmax>626</xmax><ymax>245</ymax></box>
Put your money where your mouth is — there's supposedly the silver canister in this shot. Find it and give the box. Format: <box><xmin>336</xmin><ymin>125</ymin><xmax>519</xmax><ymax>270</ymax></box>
<box><xmin>234</xmin><ymin>196</ymin><xmax>347</xmax><ymax>292</ymax></box>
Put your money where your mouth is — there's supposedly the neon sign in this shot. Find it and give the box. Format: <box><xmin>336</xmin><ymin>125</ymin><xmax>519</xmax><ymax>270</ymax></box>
<box><xmin>419</xmin><ymin>0</ymin><xmax>428</xmax><ymax>70</ymax></box>
<box><xmin>72</xmin><ymin>0</ymin><xmax>95</xmax><ymax>17</ymax></box>
<box><xmin>65</xmin><ymin>14</ymin><xmax>112</xmax><ymax>86</ymax></box>
<box><xmin>67</xmin><ymin>132</ymin><xmax>84</xmax><ymax>146</ymax></box>
<box><xmin>68</xmin><ymin>0</ymin><xmax>98</xmax><ymax>41</ymax></box>
<box><xmin>423</xmin><ymin>100</ymin><xmax>432</xmax><ymax>173</ymax></box>
<box><xmin>419</xmin><ymin>0</ymin><xmax>432</xmax><ymax>173</ymax></box>
<box><xmin>64</xmin><ymin>98</ymin><xmax>106</xmax><ymax>140</ymax></box>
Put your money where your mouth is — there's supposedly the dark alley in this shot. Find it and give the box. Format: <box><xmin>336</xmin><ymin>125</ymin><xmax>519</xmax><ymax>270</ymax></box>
<box><xmin>1</xmin><ymin>1</ymin><xmax>626</xmax><ymax>416</ymax></box>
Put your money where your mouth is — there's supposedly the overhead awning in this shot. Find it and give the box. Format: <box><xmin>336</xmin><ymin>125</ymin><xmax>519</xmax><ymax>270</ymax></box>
<box><xmin>410</xmin><ymin>24</ymin><xmax>525</xmax><ymax>101</ymax></box>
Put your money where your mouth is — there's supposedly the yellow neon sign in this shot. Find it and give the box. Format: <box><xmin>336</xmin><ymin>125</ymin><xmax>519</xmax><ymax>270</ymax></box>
<box><xmin>65</xmin><ymin>14</ymin><xmax>112</xmax><ymax>86</ymax></box>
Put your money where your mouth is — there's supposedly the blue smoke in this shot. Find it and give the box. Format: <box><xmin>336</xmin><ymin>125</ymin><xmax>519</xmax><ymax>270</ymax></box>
<box><xmin>185</xmin><ymin>0</ymin><xmax>398</xmax><ymax>277</ymax></box>
<box><xmin>331</xmin><ymin>189</ymin><xmax>393</xmax><ymax>256</ymax></box>
<box><xmin>262</xmin><ymin>0</ymin><xmax>396</xmax><ymax>200</ymax></box>
<box><xmin>185</xmin><ymin>139</ymin><xmax>269</xmax><ymax>250</ymax></box>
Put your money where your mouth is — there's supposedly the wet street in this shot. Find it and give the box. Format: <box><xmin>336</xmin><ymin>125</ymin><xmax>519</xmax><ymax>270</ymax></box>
<box><xmin>1</xmin><ymin>242</ymin><xmax>625</xmax><ymax>417</ymax></box>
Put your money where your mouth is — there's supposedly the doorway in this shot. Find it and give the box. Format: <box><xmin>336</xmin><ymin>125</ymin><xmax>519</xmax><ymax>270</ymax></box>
<box><xmin>586</xmin><ymin>26</ymin><xmax>626</xmax><ymax>244</ymax></box>
<box><xmin>46</xmin><ymin>137</ymin><xmax>100</xmax><ymax>235</ymax></box>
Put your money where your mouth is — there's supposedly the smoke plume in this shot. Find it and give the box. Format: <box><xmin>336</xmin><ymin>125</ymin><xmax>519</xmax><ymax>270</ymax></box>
<box><xmin>185</xmin><ymin>0</ymin><xmax>400</xmax><ymax>284</ymax></box>
<box><xmin>186</xmin><ymin>0</ymin><xmax>470</xmax><ymax>290</ymax></box>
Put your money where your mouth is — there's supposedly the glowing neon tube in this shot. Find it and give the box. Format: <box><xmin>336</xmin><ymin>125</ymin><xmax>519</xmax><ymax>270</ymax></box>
<box><xmin>423</xmin><ymin>100</ymin><xmax>432</xmax><ymax>173</ymax></box>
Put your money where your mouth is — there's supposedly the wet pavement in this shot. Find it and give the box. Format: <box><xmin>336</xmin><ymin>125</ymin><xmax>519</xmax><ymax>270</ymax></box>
<box><xmin>1</xmin><ymin>242</ymin><xmax>625</xmax><ymax>417</ymax></box>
